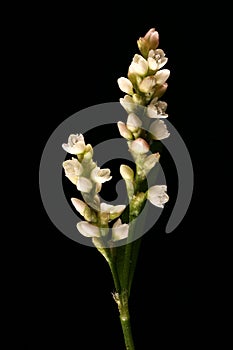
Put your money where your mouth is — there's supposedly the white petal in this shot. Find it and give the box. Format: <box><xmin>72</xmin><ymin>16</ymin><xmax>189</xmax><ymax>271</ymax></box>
<box><xmin>112</xmin><ymin>219</ymin><xmax>129</xmax><ymax>241</ymax></box>
<box><xmin>147</xmin><ymin>105</ymin><xmax>168</xmax><ymax>119</ymax></box>
<box><xmin>120</xmin><ymin>95</ymin><xmax>135</xmax><ymax>113</ymax></box>
<box><xmin>126</xmin><ymin>113</ymin><xmax>142</xmax><ymax>132</ymax></box>
<box><xmin>77</xmin><ymin>177</ymin><xmax>93</xmax><ymax>193</ymax></box>
<box><xmin>117</xmin><ymin>77</ymin><xmax>133</xmax><ymax>95</ymax></box>
<box><xmin>130</xmin><ymin>54</ymin><xmax>148</xmax><ymax>76</ymax></box>
<box><xmin>91</xmin><ymin>167</ymin><xmax>112</xmax><ymax>184</ymax></box>
<box><xmin>100</xmin><ymin>203</ymin><xmax>114</xmax><ymax>212</ymax></box>
<box><xmin>71</xmin><ymin>198</ymin><xmax>87</xmax><ymax>216</ymax></box>
<box><xmin>144</xmin><ymin>153</ymin><xmax>160</xmax><ymax>171</ymax></box>
<box><xmin>149</xmin><ymin>120</ymin><xmax>170</xmax><ymax>140</ymax></box>
<box><xmin>147</xmin><ymin>185</ymin><xmax>169</xmax><ymax>208</ymax></box>
<box><xmin>155</xmin><ymin>69</ymin><xmax>170</xmax><ymax>85</ymax></box>
<box><xmin>117</xmin><ymin>121</ymin><xmax>133</xmax><ymax>140</ymax></box>
<box><xmin>76</xmin><ymin>221</ymin><xmax>100</xmax><ymax>237</ymax></box>
<box><xmin>139</xmin><ymin>76</ymin><xmax>156</xmax><ymax>93</ymax></box>
<box><xmin>148</xmin><ymin>57</ymin><xmax>158</xmax><ymax>71</ymax></box>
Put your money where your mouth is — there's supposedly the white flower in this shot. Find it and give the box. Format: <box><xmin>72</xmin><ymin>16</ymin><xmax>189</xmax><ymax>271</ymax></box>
<box><xmin>77</xmin><ymin>177</ymin><xmax>93</xmax><ymax>193</ymax></box>
<box><xmin>63</xmin><ymin>158</ymin><xmax>83</xmax><ymax>184</ymax></box>
<box><xmin>149</xmin><ymin>120</ymin><xmax>170</xmax><ymax>140</ymax></box>
<box><xmin>91</xmin><ymin>166</ymin><xmax>112</xmax><ymax>184</ymax></box>
<box><xmin>147</xmin><ymin>185</ymin><xmax>169</xmax><ymax>208</ymax></box>
<box><xmin>112</xmin><ymin>219</ymin><xmax>129</xmax><ymax>241</ymax></box>
<box><xmin>62</xmin><ymin>133</ymin><xmax>86</xmax><ymax>155</ymax></box>
<box><xmin>126</xmin><ymin>113</ymin><xmax>142</xmax><ymax>132</ymax></box>
<box><xmin>148</xmin><ymin>49</ymin><xmax>168</xmax><ymax>70</ymax></box>
<box><xmin>129</xmin><ymin>138</ymin><xmax>150</xmax><ymax>154</ymax></box>
<box><xmin>100</xmin><ymin>203</ymin><xmax>126</xmax><ymax>216</ymax></box>
<box><xmin>147</xmin><ymin>99</ymin><xmax>168</xmax><ymax>118</ymax></box>
<box><xmin>155</xmin><ymin>69</ymin><xmax>170</xmax><ymax>85</ymax></box>
<box><xmin>120</xmin><ymin>164</ymin><xmax>134</xmax><ymax>181</ymax></box>
<box><xmin>117</xmin><ymin>77</ymin><xmax>134</xmax><ymax>95</ymax></box>
<box><xmin>76</xmin><ymin>221</ymin><xmax>100</xmax><ymax>237</ymax></box>
<box><xmin>117</xmin><ymin>121</ymin><xmax>133</xmax><ymax>140</ymax></box>
<box><xmin>139</xmin><ymin>76</ymin><xmax>156</xmax><ymax>93</ymax></box>
<box><xmin>120</xmin><ymin>95</ymin><xmax>136</xmax><ymax>114</ymax></box>
<box><xmin>144</xmin><ymin>153</ymin><xmax>160</xmax><ymax>172</ymax></box>
<box><xmin>129</xmin><ymin>54</ymin><xmax>148</xmax><ymax>76</ymax></box>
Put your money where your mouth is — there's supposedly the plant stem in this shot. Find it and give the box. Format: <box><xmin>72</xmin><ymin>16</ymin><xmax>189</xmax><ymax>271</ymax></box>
<box><xmin>117</xmin><ymin>291</ymin><xmax>135</xmax><ymax>350</ymax></box>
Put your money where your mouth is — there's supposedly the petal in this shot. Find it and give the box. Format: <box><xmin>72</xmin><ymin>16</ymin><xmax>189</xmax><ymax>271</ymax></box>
<box><xmin>77</xmin><ymin>177</ymin><xmax>93</xmax><ymax>193</ymax></box>
<box><xmin>149</xmin><ymin>120</ymin><xmax>170</xmax><ymax>140</ymax></box>
<box><xmin>120</xmin><ymin>164</ymin><xmax>134</xmax><ymax>181</ymax></box>
<box><xmin>120</xmin><ymin>95</ymin><xmax>135</xmax><ymax>114</ymax></box>
<box><xmin>117</xmin><ymin>121</ymin><xmax>133</xmax><ymax>140</ymax></box>
<box><xmin>76</xmin><ymin>221</ymin><xmax>100</xmax><ymax>237</ymax></box>
<box><xmin>155</xmin><ymin>69</ymin><xmax>170</xmax><ymax>85</ymax></box>
<box><xmin>147</xmin><ymin>185</ymin><xmax>169</xmax><ymax>208</ymax></box>
<box><xmin>126</xmin><ymin>113</ymin><xmax>142</xmax><ymax>132</ymax></box>
<box><xmin>71</xmin><ymin>198</ymin><xmax>87</xmax><ymax>216</ymax></box>
<box><xmin>112</xmin><ymin>219</ymin><xmax>129</xmax><ymax>241</ymax></box>
<box><xmin>117</xmin><ymin>77</ymin><xmax>133</xmax><ymax>95</ymax></box>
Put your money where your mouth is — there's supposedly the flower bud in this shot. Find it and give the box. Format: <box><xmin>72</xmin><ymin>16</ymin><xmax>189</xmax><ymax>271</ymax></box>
<box><xmin>120</xmin><ymin>164</ymin><xmax>134</xmax><ymax>181</ymax></box>
<box><xmin>117</xmin><ymin>77</ymin><xmax>134</xmax><ymax>95</ymax></box>
<box><xmin>153</xmin><ymin>83</ymin><xmax>168</xmax><ymax>98</ymax></box>
<box><xmin>129</xmin><ymin>138</ymin><xmax>150</xmax><ymax>154</ymax></box>
<box><xmin>137</xmin><ymin>28</ymin><xmax>159</xmax><ymax>57</ymax></box>
<box><xmin>120</xmin><ymin>95</ymin><xmax>135</xmax><ymax>114</ymax></box>
<box><xmin>129</xmin><ymin>54</ymin><xmax>148</xmax><ymax>76</ymax></box>
<box><xmin>76</xmin><ymin>221</ymin><xmax>100</xmax><ymax>237</ymax></box>
<box><xmin>126</xmin><ymin>113</ymin><xmax>142</xmax><ymax>132</ymax></box>
<box><xmin>139</xmin><ymin>76</ymin><xmax>156</xmax><ymax>93</ymax></box>
<box><xmin>155</xmin><ymin>69</ymin><xmax>170</xmax><ymax>85</ymax></box>
<box><xmin>117</xmin><ymin>121</ymin><xmax>133</xmax><ymax>140</ymax></box>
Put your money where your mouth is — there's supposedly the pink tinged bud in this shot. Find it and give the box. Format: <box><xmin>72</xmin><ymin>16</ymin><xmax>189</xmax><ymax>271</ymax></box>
<box><xmin>149</xmin><ymin>120</ymin><xmax>170</xmax><ymax>140</ymax></box>
<box><xmin>139</xmin><ymin>76</ymin><xmax>156</xmax><ymax>93</ymax></box>
<box><xmin>155</xmin><ymin>69</ymin><xmax>170</xmax><ymax>85</ymax></box>
<box><xmin>117</xmin><ymin>77</ymin><xmax>134</xmax><ymax>95</ymax></box>
<box><xmin>120</xmin><ymin>164</ymin><xmax>134</xmax><ymax>181</ymax></box>
<box><xmin>137</xmin><ymin>28</ymin><xmax>159</xmax><ymax>57</ymax></box>
<box><xmin>126</xmin><ymin>113</ymin><xmax>142</xmax><ymax>132</ymax></box>
<box><xmin>112</xmin><ymin>219</ymin><xmax>129</xmax><ymax>242</ymax></box>
<box><xmin>117</xmin><ymin>121</ymin><xmax>133</xmax><ymax>140</ymax></box>
<box><xmin>129</xmin><ymin>138</ymin><xmax>150</xmax><ymax>154</ymax></box>
<box><xmin>77</xmin><ymin>177</ymin><xmax>93</xmax><ymax>193</ymax></box>
<box><xmin>147</xmin><ymin>185</ymin><xmax>169</xmax><ymax>208</ymax></box>
<box><xmin>76</xmin><ymin>221</ymin><xmax>100</xmax><ymax>238</ymax></box>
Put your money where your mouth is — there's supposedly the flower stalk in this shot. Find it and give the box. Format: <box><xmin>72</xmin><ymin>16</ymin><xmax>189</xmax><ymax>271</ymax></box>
<box><xmin>62</xmin><ymin>27</ymin><xmax>171</xmax><ymax>349</ymax></box>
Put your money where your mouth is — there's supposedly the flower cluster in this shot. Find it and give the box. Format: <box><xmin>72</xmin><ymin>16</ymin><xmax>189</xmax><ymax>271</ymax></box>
<box><xmin>62</xmin><ymin>133</ymin><xmax>129</xmax><ymax>246</ymax></box>
<box><xmin>117</xmin><ymin>28</ymin><xmax>169</xmax><ymax>209</ymax></box>
<box><xmin>62</xmin><ymin>28</ymin><xmax>169</xmax><ymax>248</ymax></box>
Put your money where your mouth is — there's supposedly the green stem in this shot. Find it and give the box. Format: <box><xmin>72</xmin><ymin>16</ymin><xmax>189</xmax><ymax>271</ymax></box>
<box><xmin>108</xmin><ymin>255</ymin><xmax>121</xmax><ymax>294</ymax></box>
<box><xmin>117</xmin><ymin>291</ymin><xmax>135</xmax><ymax>350</ymax></box>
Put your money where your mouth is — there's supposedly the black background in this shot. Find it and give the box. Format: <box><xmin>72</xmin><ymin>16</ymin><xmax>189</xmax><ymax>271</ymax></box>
<box><xmin>21</xmin><ymin>3</ymin><xmax>230</xmax><ymax>349</ymax></box>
